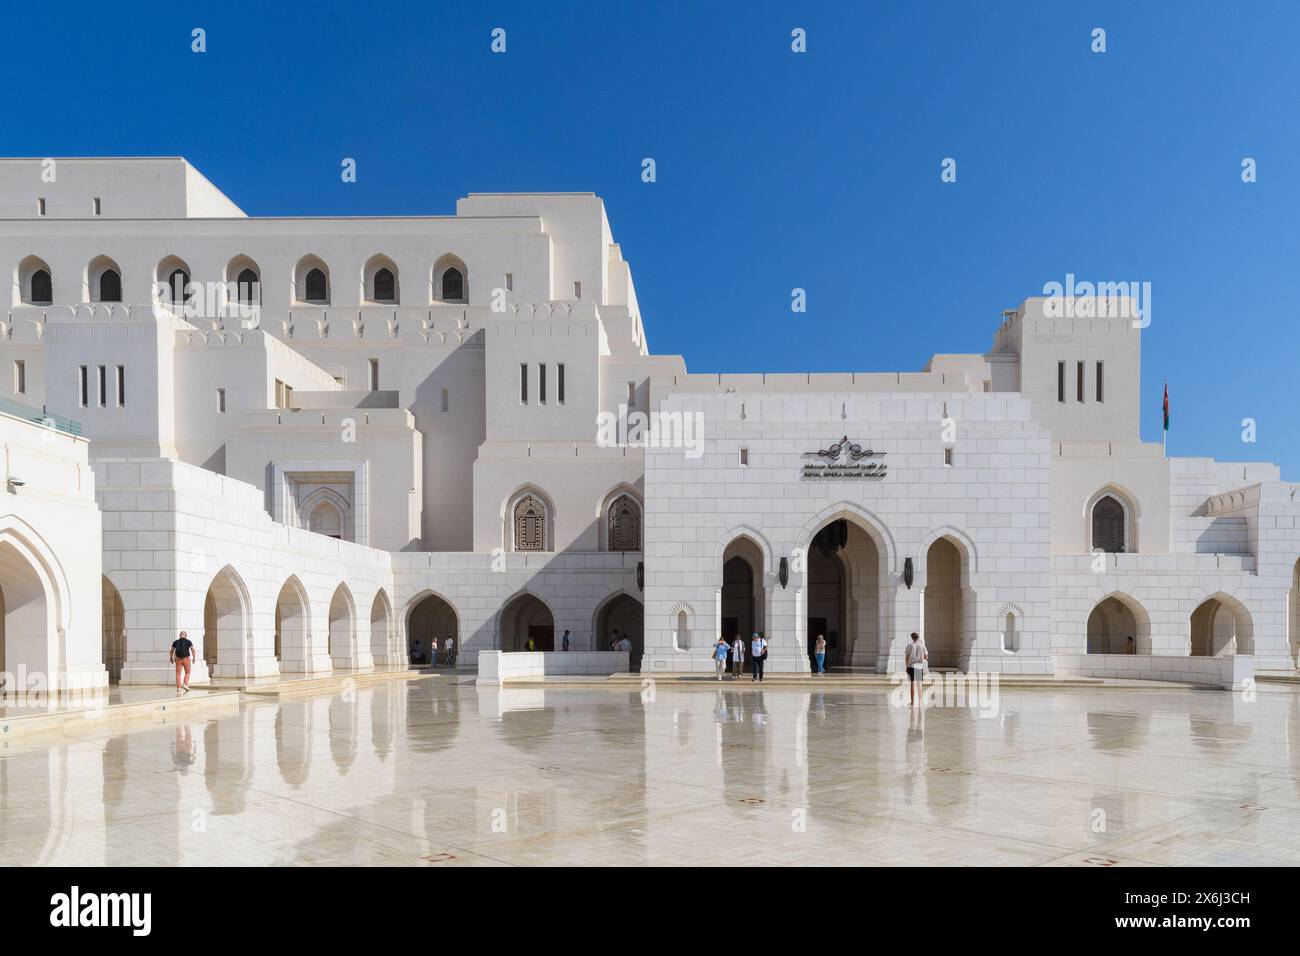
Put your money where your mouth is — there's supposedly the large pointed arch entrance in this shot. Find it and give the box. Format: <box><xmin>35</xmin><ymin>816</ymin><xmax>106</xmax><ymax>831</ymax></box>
<box><xmin>1190</xmin><ymin>594</ymin><xmax>1253</xmax><ymax>657</ymax></box>
<box><xmin>274</xmin><ymin>576</ymin><xmax>311</xmax><ymax>673</ymax></box>
<box><xmin>0</xmin><ymin>540</ymin><xmax>52</xmax><ymax>693</ymax></box>
<box><xmin>500</xmin><ymin>592</ymin><xmax>554</xmax><ymax>651</ymax></box>
<box><xmin>407</xmin><ymin>591</ymin><xmax>459</xmax><ymax>664</ymax></box>
<box><xmin>805</xmin><ymin>518</ymin><xmax>882</xmax><ymax>669</ymax></box>
<box><xmin>922</xmin><ymin>536</ymin><xmax>972</xmax><ymax>670</ymax></box>
<box><xmin>721</xmin><ymin>535</ymin><xmax>767</xmax><ymax>646</ymax></box>
<box><xmin>102</xmin><ymin>576</ymin><xmax>126</xmax><ymax>683</ymax></box>
<box><xmin>203</xmin><ymin>566</ymin><xmax>250</xmax><ymax>678</ymax></box>
<box><xmin>594</xmin><ymin>592</ymin><xmax>643</xmax><ymax>669</ymax></box>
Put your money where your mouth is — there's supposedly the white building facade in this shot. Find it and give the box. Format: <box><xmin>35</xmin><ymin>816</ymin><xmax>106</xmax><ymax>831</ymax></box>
<box><xmin>0</xmin><ymin>157</ymin><xmax>1296</xmax><ymax>690</ymax></box>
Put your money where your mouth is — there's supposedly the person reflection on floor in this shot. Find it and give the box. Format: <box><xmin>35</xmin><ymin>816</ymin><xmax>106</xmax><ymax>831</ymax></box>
<box><xmin>173</xmin><ymin>724</ymin><xmax>197</xmax><ymax>774</ymax></box>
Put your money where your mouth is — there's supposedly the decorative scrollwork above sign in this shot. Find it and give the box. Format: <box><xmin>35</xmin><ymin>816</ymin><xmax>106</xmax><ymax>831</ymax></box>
<box><xmin>817</xmin><ymin>435</ymin><xmax>873</xmax><ymax>461</ymax></box>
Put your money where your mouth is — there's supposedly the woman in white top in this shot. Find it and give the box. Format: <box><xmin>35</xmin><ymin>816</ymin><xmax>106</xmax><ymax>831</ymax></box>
<box><xmin>904</xmin><ymin>631</ymin><xmax>928</xmax><ymax>706</ymax></box>
<box><xmin>730</xmin><ymin>636</ymin><xmax>745</xmax><ymax>678</ymax></box>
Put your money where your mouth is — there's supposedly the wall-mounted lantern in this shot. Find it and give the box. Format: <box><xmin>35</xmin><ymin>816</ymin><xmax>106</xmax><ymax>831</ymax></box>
<box><xmin>778</xmin><ymin>557</ymin><xmax>789</xmax><ymax>589</ymax></box>
<box><xmin>903</xmin><ymin>557</ymin><xmax>914</xmax><ymax>590</ymax></box>
<box><xmin>636</xmin><ymin>561</ymin><xmax>644</xmax><ymax>592</ymax></box>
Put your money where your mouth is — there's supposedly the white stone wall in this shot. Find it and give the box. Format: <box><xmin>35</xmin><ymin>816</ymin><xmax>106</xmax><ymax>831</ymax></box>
<box><xmin>642</xmin><ymin>391</ymin><xmax>1054</xmax><ymax>675</ymax></box>
<box><xmin>97</xmin><ymin>457</ymin><xmax>396</xmax><ymax>683</ymax></box>
<box><xmin>0</xmin><ymin>411</ymin><xmax>104</xmax><ymax>692</ymax></box>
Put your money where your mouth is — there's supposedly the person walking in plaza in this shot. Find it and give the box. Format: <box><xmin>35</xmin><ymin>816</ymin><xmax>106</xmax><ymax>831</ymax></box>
<box><xmin>731</xmin><ymin>634</ymin><xmax>745</xmax><ymax>679</ymax></box>
<box><xmin>445</xmin><ymin>636</ymin><xmax>456</xmax><ymax>667</ymax></box>
<box><xmin>170</xmin><ymin>630</ymin><xmax>195</xmax><ymax>692</ymax></box>
<box><xmin>429</xmin><ymin>637</ymin><xmax>439</xmax><ymax>668</ymax></box>
<box><xmin>562</xmin><ymin>629</ymin><xmax>571</xmax><ymax>651</ymax></box>
<box><xmin>814</xmin><ymin>634</ymin><xmax>827</xmax><ymax>675</ymax></box>
<box><xmin>750</xmin><ymin>631</ymin><xmax>767</xmax><ymax>682</ymax></box>
<box><xmin>905</xmin><ymin>631</ymin><xmax>928</xmax><ymax>707</ymax></box>
<box><xmin>712</xmin><ymin>636</ymin><xmax>730</xmax><ymax>681</ymax></box>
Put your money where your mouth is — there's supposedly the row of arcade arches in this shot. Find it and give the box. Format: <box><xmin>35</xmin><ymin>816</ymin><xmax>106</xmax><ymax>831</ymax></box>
<box><xmin>97</xmin><ymin>571</ymin><xmax>647</xmax><ymax>680</ymax></box>
<box><xmin>12</xmin><ymin>253</ymin><xmax>471</xmax><ymax>307</ymax></box>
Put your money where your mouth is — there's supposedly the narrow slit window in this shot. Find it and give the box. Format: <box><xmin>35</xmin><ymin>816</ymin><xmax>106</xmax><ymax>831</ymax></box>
<box><xmin>1057</xmin><ymin>361</ymin><xmax>1065</xmax><ymax>403</ymax></box>
<box><xmin>574</xmin><ymin>280</ymin><xmax>582</xmax><ymax>299</ymax></box>
<box><xmin>1076</xmin><ymin>361</ymin><xmax>1085</xmax><ymax>403</ymax></box>
<box><xmin>36</xmin><ymin>198</ymin><xmax>45</xmax><ymax>216</ymax></box>
<box><xmin>13</xmin><ymin>360</ymin><xmax>25</xmax><ymax>395</ymax></box>
<box><xmin>217</xmin><ymin>388</ymin><xmax>226</xmax><ymax>413</ymax></box>
<box><xmin>79</xmin><ymin>365</ymin><xmax>88</xmax><ymax>407</ymax></box>
<box><xmin>557</xmin><ymin>363</ymin><xmax>565</xmax><ymax>404</ymax></box>
<box><xmin>97</xmin><ymin>365</ymin><xmax>107</xmax><ymax>407</ymax></box>
<box><xmin>440</xmin><ymin>387</ymin><xmax>449</xmax><ymax>412</ymax></box>
<box><xmin>369</xmin><ymin>358</ymin><xmax>379</xmax><ymax>391</ymax></box>
<box><xmin>116</xmin><ymin>365</ymin><xmax>125</xmax><ymax>406</ymax></box>
<box><xmin>626</xmin><ymin>381</ymin><xmax>636</xmax><ymax>408</ymax></box>
<box><xmin>519</xmin><ymin>363</ymin><xmax>528</xmax><ymax>404</ymax></box>
<box><xmin>92</xmin><ymin>197</ymin><xmax>102</xmax><ymax>216</ymax></box>
<box><xmin>739</xmin><ymin>447</ymin><xmax>749</xmax><ymax>467</ymax></box>
<box><xmin>505</xmin><ymin>272</ymin><xmax>513</xmax><ymax>292</ymax></box>
<box><xmin>944</xmin><ymin>447</ymin><xmax>954</xmax><ymax>467</ymax></box>
<box><xmin>539</xmin><ymin>364</ymin><xmax>547</xmax><ymax>404</ymax></box>
<box><xmin>1095</xmin><ymin>361</ymin><xmax>1104</xmax><ymax>403</ymax></box>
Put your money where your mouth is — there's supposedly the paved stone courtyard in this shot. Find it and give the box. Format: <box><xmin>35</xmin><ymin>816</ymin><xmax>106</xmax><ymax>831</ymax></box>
<box><xmin>3</xmin><ymin>677</ymin><xmax>1299</xmax><ymax>866</ymax></box>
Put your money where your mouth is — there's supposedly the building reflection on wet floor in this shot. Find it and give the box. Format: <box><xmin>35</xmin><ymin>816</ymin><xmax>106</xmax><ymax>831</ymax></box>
<box><xmin>2</xmin><ymin>679</ymin><xmax>1300</xmax><ymax>866</ymax></box>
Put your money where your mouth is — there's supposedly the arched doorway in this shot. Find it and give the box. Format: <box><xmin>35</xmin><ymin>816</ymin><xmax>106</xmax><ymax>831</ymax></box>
<box><xmin>203</xmin><ymin>566</ymin><xmax>249</xmax><ymax>678</ymax></box>
<box><xmin>924</xmin><ymin>538</ymin><xmax>964</xmax><ymax>669</ymax></box>
<box><xmin>102</xmin><ymin>577</ymin><xmax>125</xmax><ymax>683</ymax></box>
<box><xmin>500</xmin><ymin>592</ymin><xmax>554</xmax><ymax>651</ymax></box>
<box><xmin>1290</xmin><ymin>559</ymin><xmax>1300</xmax><ymax>668</ymax></box>
<box><xmin>0</xmin><ymin>541</ymin><xmax>50</xmax><ymax>693</ymax></box>
<box><xmin>806</xmin><ymin>518</ymin><xmax>881</xmax><ymax>669</ymax></box>
<box><xmin>275</xmin><ymin>577</ymin><xmax>310</xmax><ymax>673</ymax></box>
<box><xmin>328</xmin><ymin>585</ymin><xmax>355</xmax><ymax>669</ymax></box>
<box><xmin>370</xmin><ymin>590</ymin><xmax>392</xmax><ymax>664</ymax></box>
<box><xmin>1086</xmin><ymin>594</ymin><xmax>1150</xmax><ymax>654</ymax></box>
<box><xmin>594</xmin><ymin>593</ymin><xmax>643</xmax><ymax>670</ymax></box>
<box><xmin>407</xmin><ymin>592</ymin><xmax>459</xmax><ymax>665</ymax></box>
<box><xmin>1190</xmin><ymin>594</ymin><xmax>1253</xmax><ymax>657</ymax></box>
<box><xmin>721</xmin><ymin>536</ymin><xmax>766</xmax><ymax>645</ymax></box>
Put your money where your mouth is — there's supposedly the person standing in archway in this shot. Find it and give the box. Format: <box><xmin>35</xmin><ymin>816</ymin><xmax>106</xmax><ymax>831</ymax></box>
<box><xmin>905</xmin><ymin>631</ymin><xmax>928</xmax><ymax>706</ymax></box>
<box><xmin>750</xmin><ymin>632</ymin><xmax>767</xmax><ymax>682</ymax></box>
<box><xmin>170</xmin><ymin>630</ymin><xmax>195</xmax><ymax>692</ymax></box>
<box><xmin>712</xmin><ymin>636</ymin><xmax>730</xmax><ymax>681</ymax></box>
<box><xmin>814</xmin><ymin>634</ymin><xmax>827</xmax><ymax>675</ymax></box>
<box><xmin>430</xmin><ymin>637</ymin><xmax>439</xmax><ymax>668</ymax></box>
<box><xmin>562</xmin><ymin>629</ymin><xmax>571</xmax><ymax>651</ymax></box>
<box><xmin>731</xmin><ymin>634</ymin><xmax>745</xmax><ymax>679</ymax></box>
<box><xmin>445</xmin><ymin>636</ymin><xmax>455</xmax><ymax>667</ymax></box>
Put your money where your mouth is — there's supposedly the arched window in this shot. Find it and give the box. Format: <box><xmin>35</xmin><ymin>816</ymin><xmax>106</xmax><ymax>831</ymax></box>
<box><xmin>30</xmin><ymin>269</ymin><xmax>52</xmax><ymax>305</ymax></box>
<box><xmin>441</xmin><ymin>267</ymin><xmax>464</xmax><ymax>302</ymax></box>
<box><xmin>167</xmin><ymin>268</ymin><xmax>191</xmax><ymax>304</ymax></box>
<box><xmin>373</xmin><ymin>267</ymin><xmax>396</xmax><ymax>303</ymax></box>
<box><xmin>1091</xmin><ymin>495</ymin><xmax>1125</xmax><ymax>553</ymax></box>
<box><xmin>99</xmin><ymin>269</ymin><xmax>122</xmax><ymax>303</ymax></box>
<box><xmin>310</xmin><ymin>502</ymin><xmax>343</xmax><ymax>539</ymax></box>
<box><xmin>513</xmin><ymin>494</ymin><xmax>546</xmax><ymax>552</ymax></box>
<box><xmin>236</xmin><ymin>268</ymin><xmax>259</xmax><ymax>304</ymax></box>
<box><xmin>607</xmin><ymin>494</ymin><xmax>642</xmax><ymax>551</ymax></box>
<box><xmin>304</xmin><ymin>268</ymin><xmax>328</xmax><ymax>304</ymax></box>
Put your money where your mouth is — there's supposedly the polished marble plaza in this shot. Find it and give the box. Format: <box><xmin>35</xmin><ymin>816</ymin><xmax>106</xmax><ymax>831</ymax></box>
<box><xmin>3</xmin><ymin>677</ymin><xmax>1300</xmax><ymax>866</ymax></box>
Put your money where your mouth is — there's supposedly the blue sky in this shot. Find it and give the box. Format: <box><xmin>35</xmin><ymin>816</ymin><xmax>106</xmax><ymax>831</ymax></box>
<box><xmin>3</xmin><ymin>1</ymin><xmax>1297</xmax><ymax>476</ymax></box>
